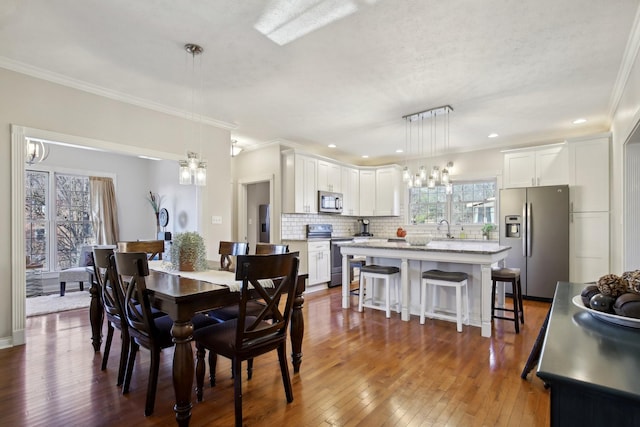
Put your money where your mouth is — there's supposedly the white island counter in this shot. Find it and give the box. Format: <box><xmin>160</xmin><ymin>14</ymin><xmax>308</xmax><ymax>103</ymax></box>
<box><xmin>340</xmin><ymin>240</ymin><xmax>511</xmax><ymax>337</ymax></box>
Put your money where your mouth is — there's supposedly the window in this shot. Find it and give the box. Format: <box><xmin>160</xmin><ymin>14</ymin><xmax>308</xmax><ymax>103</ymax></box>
<box><xmin>25</xmin><ymin>170</ymin><xmax>93</xmax><ymax>271</ymax></box>
<box><xmin>409</xmin><ymin>180</ymin><xmax>496</xmax><ymax>225</ymax></box>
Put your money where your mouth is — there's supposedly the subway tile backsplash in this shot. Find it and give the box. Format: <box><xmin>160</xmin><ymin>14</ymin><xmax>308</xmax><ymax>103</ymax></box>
<box><xmin>281</xmin><ymin>214</ymin><xmax>498</xmax><ymax>241</ymax></box>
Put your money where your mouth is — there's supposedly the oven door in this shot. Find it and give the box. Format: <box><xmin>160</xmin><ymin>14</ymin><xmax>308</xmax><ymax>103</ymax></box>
<box><xmin>329</xmin><ymin>238</ymin><xmax>353</xmax><ymax>287</ymax></box>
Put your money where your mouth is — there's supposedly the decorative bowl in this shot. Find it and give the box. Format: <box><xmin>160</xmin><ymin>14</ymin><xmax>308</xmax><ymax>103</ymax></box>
<box><xmin>404</xmin><ymin>234</ymin><xmax>430</xmax><ymax>246</ymax></box>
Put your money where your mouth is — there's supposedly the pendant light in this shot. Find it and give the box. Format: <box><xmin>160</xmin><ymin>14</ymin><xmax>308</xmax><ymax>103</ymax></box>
<box><xmin>179</xmin><ymin>43</ymin><xmax>207</xmax><ymax>186</ymax></box>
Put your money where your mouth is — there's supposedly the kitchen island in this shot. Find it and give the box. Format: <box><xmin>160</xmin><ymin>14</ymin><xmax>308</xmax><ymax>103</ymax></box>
<box><xmin>340</xmin><ymin>240</ymin><xmax>511</xmax><ymax>337</ymax></box>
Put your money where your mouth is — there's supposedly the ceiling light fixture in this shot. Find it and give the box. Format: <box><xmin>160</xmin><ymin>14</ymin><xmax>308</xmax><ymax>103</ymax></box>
<box><xmin>25</xmin><ymin>138</ymin><xmax>49</xmax><ymax>165</ymax></box>
<box><xmin>488</xmin><ymin>133</ymin><xmax>499</xmax><ymax>138</ymax></box>
<box><xmin>401</xmin><ymin>105</ymin><xmax>454</xmax><ymax>193</ymax></box>
<box><xmin>328</xmin><ymin>144</ymin><xmax>336</xmax><ymax>148</ymax></box>
<box><xmin>230</xmin><ymin>140</ymin><xmax>243</xmax><ymax>157</ymax></box>
<box><xmin>179</xmin><ymin>43</ymin><xmax>207</xmax><ymax>186</ymax></box>
<box><xmin>573</xmin><ymin>118</ymin><xmax>587</xmax><ymax>124</ymax></box>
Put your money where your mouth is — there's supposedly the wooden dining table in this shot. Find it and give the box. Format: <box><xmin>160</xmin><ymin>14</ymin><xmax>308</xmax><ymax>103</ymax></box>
<box><xmin>89</xmin><ymin>267</ymin><xmax>306</xmax><ymax>426</ymax></box>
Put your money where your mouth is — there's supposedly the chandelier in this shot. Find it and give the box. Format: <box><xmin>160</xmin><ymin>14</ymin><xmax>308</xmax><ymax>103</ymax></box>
<box><xmin>178</xmin><ymin>43</ymin><xmax>207</xmax><ymax>186</ymax></box>
<box><xmin>401</xmin><ymin>105</ymin><xmax>454</xmax><ymax>193</ymax></box>
<box><xmin>25</xmin><ymin>138</ymin><xmax>49</xmax><ymax>165</ymax></box>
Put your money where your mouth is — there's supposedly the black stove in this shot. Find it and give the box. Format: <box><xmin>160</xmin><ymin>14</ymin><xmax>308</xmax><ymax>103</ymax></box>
<box><xmin>306</xmin><ymin>223</ymin><xmax>332</xmax><ymax>239</ymax></box>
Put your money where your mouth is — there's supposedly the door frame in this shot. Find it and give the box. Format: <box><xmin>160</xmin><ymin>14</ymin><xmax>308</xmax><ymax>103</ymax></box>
<box><xmin>237</xmin><ymin>174</ymin><xmax>276</xmax><ymax>245</ymax></box>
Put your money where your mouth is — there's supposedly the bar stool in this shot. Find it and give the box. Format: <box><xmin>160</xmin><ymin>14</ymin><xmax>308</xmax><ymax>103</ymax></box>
<box><xmin>358</xmin><ymin>264</ymin><xmax>400</xmax><ymax>318</ymax></box>
<box><xmin>491</xmin><ymin>267</ymin><xmax>525</xmax><ymax>333</ymax></box>
<box><xmin>349</xmin><ymin>256</ymin><xmax>366</xmax><ymax>296</ymax></box>
<box><xmin>420</xmin><ymin>270</ymin><xmax>469</xmax><ymax>332</ymax></box>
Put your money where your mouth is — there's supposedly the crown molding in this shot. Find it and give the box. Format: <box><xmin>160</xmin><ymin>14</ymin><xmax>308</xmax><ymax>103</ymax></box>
<box><xmin>0</xmin><ymin>56</ymin><xmax>238</xmax><ymax>131</ymax></box>
<box><xmin>609</xmin><ymin>5</ymin><xmax>640</xmax><ymax>120</ymax></box>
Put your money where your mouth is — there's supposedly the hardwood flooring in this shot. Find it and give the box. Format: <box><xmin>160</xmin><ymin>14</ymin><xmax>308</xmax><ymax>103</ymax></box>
<box><xmin>0</xmin><ymin>287</ymin><xmax>551</xmax><ymax>426</ymax></box>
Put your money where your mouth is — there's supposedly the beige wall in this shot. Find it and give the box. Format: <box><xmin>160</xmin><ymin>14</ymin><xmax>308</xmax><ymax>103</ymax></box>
<box><xmin>1</xmin><ymin>68</ymin><xmax>231</xmax><ymax>345</ymax></box>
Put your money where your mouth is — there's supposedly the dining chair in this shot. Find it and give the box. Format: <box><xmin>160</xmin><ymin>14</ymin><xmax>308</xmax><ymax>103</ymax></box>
<box><xmin>117</xmin><ymin>240</ymin><xmax>164</xmax><ymax>260</ymax></box>
<box><xmin>93</xmin><ymin>247</ymin><xmax>129</xmax><ymax>386</ymax></box>
<box><xmin>254</xmin><ymin>243</ymin><xmax>289</xmax><ymax>255</ymax></box>
<box><xmin>218</xmin><ymin>241</ymin><xmax>249</xmax><ymax>271</ymax></box>
<box><xmin>194</xmin><ymin>252</ymin><xmax>300</xmax><ymax>427</ymax></box>
<box><xmin>114</xmin><ymin>251</ymin><xmax>218</xmax><ymax>416</ymax></box>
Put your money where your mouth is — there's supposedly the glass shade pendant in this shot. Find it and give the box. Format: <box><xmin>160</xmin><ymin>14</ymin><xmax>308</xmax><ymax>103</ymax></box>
<box><xmin>195</xmin><ymin>162</ymin><xmax>207</xmax><ymax>186</ymax></box>
<box><xmin>179</xmin><ymin>160</ymin><xmax>191</xmax><ymax>185</ymax></box>
<box><xmin>402</xmin><ymin>166</ymin><xmax>411</xmax><ymax>182</ymax></box>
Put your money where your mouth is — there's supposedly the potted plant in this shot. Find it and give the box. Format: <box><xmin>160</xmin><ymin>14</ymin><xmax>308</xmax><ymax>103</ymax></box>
<box><xmin>482</xmin><ymin>223</ymin><xmax>496</xmax><ymax>240</ymax></box>
<box><xmin>170</xmin><ymin>231</ymin><xmax>207</xmax><ymax>271</ymax></box>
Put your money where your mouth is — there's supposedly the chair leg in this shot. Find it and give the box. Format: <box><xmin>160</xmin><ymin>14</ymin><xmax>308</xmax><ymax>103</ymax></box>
<box><xmin>277</xmin><ymin>343</ymin><xmax>294</xmax><ymax>403</ymax></box>
<box><xmin>79</xmin><ymin>281</ymin><xmax>84</xmax><ymax>291</ymax></box>
<box><xmin>122</xmin><ymin>340</ymin><xmax>138</xmax><ymax>395</ymax></box>
<box><xmin>208</xmin><ymin>350</ymin><xmax>217</xmax><ymax>387</ymax></box>
<box><xmin>101</xmin><ymin>323</ymin><xmax>114</xmax><ymax>371</ymax></box>
<box><xmin>513</xmin><ymin>279</ymin><xmax>520</xmax><ymax>334</ymax></box>
<box><xmin>455</xmin><ymin>285</ymin><xmax>462</xmax><ymax>333</ymax></box>
<box><xmin>117</xmin><ymin>328</ymin><xmax>129</xmax><ymax>387</ymax></box>
<box><xmin>518</xmin><ymin>278</ymin><xmax>525</xmax><ymax>324</ymax></box>
<box><xmin>358</xmin><ymin>274</ymin><xmax>365</xmax><ymax>312</ymax></box>
<box><xmin>60</xmin><ymin>281</ymin><xmax>66</xmax><ymax>297</ymax></box>
<box><xmin>195</xmin><ymin>344</ymin><xmax>206</xmax><ymax>402</ymax></box>
<box><xmin>420</xmin><ymin>280</ymin><xmax>427</xmax><ymax>324</ymax></box>
<box><xmin>385</xmin><ymin>278</ymin><xmax>391</xmax><ymax>318</ymax></box>
<box><xmin>247</xmin><ymin>358</ymin><xmax>254</xmax><ymax>380</ymax></box>
<box><xmin>233</xmin><ymin>357</ymin><xmax>243</xmax><ymax>427</ymax></box>
<box><xmin>145</xmin><ymin>347</ymin><xmax>161</xmax><ymax>416</ymax></box>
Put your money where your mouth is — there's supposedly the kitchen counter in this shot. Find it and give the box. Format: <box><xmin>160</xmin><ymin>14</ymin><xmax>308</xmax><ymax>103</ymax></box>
<box><xmin>340</xmin><ymin>239</ymin><xmax>511</xmax><ymax>337</ymax></box>
<box><xmin>537</xmin><ymin>282</ymin><xmax>640</xmax><ymax>426</ymax></box>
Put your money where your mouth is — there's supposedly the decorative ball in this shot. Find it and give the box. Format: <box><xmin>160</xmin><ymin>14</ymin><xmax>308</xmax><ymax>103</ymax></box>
<box><xmin>596</xmin><ymin>274</ymin><xmax>627</xmax><ymax>297</ymax></box>
<box><xmin>590</xmin><ymin>293</ymin><xmax>616</xmax><ymax>313</ymax></box>
<box><xmin>580</xmin><ymin>285</ymin><xmax>600</xmax><ymax>307</ymax></box>
<box><xmin>621</xmin><ymin>270</ymin><xmax>640</xmax><ymax>294</ymax></box>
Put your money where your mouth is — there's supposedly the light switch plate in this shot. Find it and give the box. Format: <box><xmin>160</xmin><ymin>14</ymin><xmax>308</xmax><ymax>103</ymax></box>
<box><xmin>211</xmin><ymin>215</ymin><xmax>222</xmax><ymax>224</ymax></box>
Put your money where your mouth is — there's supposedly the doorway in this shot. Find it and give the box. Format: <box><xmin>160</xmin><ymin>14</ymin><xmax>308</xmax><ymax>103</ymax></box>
<box><xmin>237</xmin><ymin>175</ymin><xmax>276</xmax><ymax>251</ymax></box>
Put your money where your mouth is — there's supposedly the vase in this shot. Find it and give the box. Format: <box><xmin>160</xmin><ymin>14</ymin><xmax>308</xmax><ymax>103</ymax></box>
<box><xmin>155</xmin><ymin>212</ymin><xmax>160</xmax><ymax>235</ymax></box>
<box><xmin>179</xmin><ymin>254</ymin><xmax>195</xmax><ymax>272</ymax></box>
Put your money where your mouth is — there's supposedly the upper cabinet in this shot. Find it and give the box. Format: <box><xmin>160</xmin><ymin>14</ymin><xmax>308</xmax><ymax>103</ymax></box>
<box><xmin>503</xmin><ymin>144</ymin><xmax>568</xmax><ymax>188</ymax></box>
<box><xmin>341</xmin><ymin>166</ymin><xmax>359</xmax><ymax>216</ymax></box>
<box><xmin>375</xmin><ymin>166</ymin><xmax>401</xmax><ymax>216</ymax></box>
<box><xmin>317</xmin><ymin>160</ymin><xmax>341</xmax><ymax>192</ymax></box>
<box><xmin>359</xmin><ymin>169</ymin><xmax>376</xmax><ymax>216</ymax></box>
<box><xmin>282</xmin><ymin>152</ymin><xmax>317</xmax><ymax>214</ymax></box>
<box><xmin>568</xmin><ymin>136</ymin><xmax>610</xmax><ymax>212</ymax></box>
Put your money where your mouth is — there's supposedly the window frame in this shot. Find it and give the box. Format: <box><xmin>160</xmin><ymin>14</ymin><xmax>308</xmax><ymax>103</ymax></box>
<box><xmin>407</xmin><ymin>178</ymin><xmax>497</xmax><ymax>226</ymax></box>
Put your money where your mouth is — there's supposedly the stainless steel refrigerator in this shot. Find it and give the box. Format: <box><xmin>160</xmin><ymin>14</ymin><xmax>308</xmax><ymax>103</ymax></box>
<box><xmin>499</xmin><ymin>185</ymin><xmax>569</xmax><ymax>300</ymax></box>
<box><xmin>258</xmin><ymin>204</ymin><xmax>270</xmax><ymax>243</ymax></box>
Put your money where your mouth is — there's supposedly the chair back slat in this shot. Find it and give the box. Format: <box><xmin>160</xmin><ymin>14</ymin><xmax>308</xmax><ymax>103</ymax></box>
<box><xmin>114</xmin><ymin>252</ymin><xmax>155</xmax><ymax>339</ymax></box>
<box><xmin>93</xmin><ymin>248</ymin><xmax>123</xmax><ymax>318</ymax></box>
<box><xmin>255</xmin><ymin>243</ymin><xmax>289</xmax><ymax>255</ymax></box>
<box><xmin>117</xmin><ymin>240</ymin><xmax>164</xmax><ymax>260</ymax></box>
<box><xmin>219</xmin><ymin>241</ymin><xmax>250</xmax><ymax>271</ymax></box>
<box><xmin>234</xmin><ymin>252</ymin><xmax>299</xmax><ymax>350</ymax></box>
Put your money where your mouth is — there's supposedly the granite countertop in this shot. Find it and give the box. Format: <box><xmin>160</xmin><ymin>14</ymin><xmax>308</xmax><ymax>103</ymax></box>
<box><xmin>339</xmin><ymin>239</ymin><xmax>510</xmax><ymax>255</ymax></box>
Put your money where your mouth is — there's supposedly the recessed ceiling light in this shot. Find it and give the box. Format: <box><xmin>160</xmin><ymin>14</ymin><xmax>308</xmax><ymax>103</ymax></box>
<box><xmin>396</xmin><ymin>149</ymin><xmax>404</xmax><ymax>153</ymax></box>
<box><xmin>573</xmin><ymin>118</ymin><xmax>587</xmax><ymax>124</ymax></box>
<box><xmin>362</xmin><ymin>155</ymin><xmax>369</xmax><ymax>158</ymax></box>
<box><xmin>488</xmin><ymin>133</ymin><xmax>499</xmax><ymax>138</ymax></box>
<box><xmin>328</xmin><ymin>144</ymin><xmax>336</xmax><ymax>148</ymax></box>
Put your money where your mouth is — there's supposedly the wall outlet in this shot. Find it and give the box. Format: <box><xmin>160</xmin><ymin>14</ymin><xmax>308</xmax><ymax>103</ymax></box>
<box><xmin>211</xmin><ymin>215</ymin><xmax>223</xmax><ymax>225</ymax></box>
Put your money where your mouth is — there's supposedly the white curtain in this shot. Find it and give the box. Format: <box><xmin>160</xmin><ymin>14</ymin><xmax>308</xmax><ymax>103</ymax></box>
<box><xmin>90</xmin><ymin>177</ymin><xmax>120</xmax><ymax>245</ymax></box>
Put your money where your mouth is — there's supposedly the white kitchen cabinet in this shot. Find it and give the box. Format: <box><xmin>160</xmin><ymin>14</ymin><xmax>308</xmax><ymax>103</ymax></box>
<box><xmin>503</xmin><ymin>144</ymin><xmax>568</xmax><ymax>188</ymax></box>
<box><xmin>317</xmin><ymin>160</ymin><xmax>341</xmax><ymax>192</ymax></box>
<box><xmin>282</xmin><ymin>152</ymin><xmax>317</xmax><ymax>213</ymax></box>
<box><xmin>359</xmin><ymin>169</ymin><xmax>376</xmax><ymax>216</ymax></box>
<box><xmin>375</xmin><ymin>166</ymin><xmax>400</xmax><ymax>216</ymax></box>
<box><xmin>341</xmin><ymin>166</ymin><xmax>359</xmax><ymax>216</ymax></box>
<box><xmin>570</xmin><ymin>211</ymin><xmax>609</xmax><ymax>283</ymax></box>
<box><xmin>568</xmin><ymin>136</ymin><xmax>610</xmax><ymax>212</ymax></box>
<box><xmin>307</xmin><ymin>240</ymin><xmax>330</xmax><ymax>286</ymax></box>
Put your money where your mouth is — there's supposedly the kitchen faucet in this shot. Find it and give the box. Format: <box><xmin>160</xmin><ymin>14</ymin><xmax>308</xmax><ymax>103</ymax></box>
<box><xmin>438</xmin><ymin>219</ymin><xmax>453</xmax><ymax>239</ymax></box>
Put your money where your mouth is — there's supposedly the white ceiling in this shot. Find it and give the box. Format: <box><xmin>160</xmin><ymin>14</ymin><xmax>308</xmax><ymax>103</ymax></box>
<box><xmin>1</xmin><ymin>0</ymin><xmax>638</xmax><ymax>165</ymax></box>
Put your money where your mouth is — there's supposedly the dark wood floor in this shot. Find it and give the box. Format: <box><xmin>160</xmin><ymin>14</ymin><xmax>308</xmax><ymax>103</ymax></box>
<box><xmin>0</xmin><ymin>287</ymin><xmax>551</xmax><ymax>426</ymax></box>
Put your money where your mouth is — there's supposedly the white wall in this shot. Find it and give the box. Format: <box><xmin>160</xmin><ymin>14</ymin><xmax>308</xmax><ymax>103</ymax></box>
<box><xmin>1</xmin><ymin>68</ymin><xmax>231</xmax><ymax>345</ymax></box>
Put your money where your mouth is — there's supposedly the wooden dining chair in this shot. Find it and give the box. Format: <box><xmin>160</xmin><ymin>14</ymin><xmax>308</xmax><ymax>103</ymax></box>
<box><xmin>194</xmin><ymin>252</ymin><xmax>300</xmax><ymax>427</ymax></box>
<box><xmin>114</xmin><ymin>252</ymin><xmax>218</xmax><ymax>416</ymax></box>
<box><xmin>117</xmin><ymin>240</ymin><xmax>165</xmax><ymax>260</ymax></box>
<box><xmin>218</xmin><ymin>241</ymin><xmax>249</xmax><ymax>271</ymax></box>
<box><xmin>255</xmin><ymin>243</ymin><xmax>289</xmax><ymax>255</ymax></box>
<box><xmin>93</xmin><ymin>248</ymin><xmax>129</xmax><ymax>386</ymax></box>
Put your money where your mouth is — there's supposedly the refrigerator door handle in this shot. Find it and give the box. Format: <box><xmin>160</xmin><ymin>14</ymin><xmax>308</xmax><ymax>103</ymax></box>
<box><xmin>526</xmin><ymin>202</ymin><xmax>532</xmax><ymax>257</ymax></box>
<box><xmin>522</xmin><ymin>202</ymin><xmax>527</xmax><ymax>257</ymax></box>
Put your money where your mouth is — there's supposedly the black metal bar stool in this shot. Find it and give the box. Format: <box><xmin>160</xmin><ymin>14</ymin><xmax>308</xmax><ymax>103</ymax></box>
<box><xmin>491</xmin><ymin>267</ymin><xmax>525</xmax><ymax>333</ymax></box>
<box><xmin>349</xmin><ymin>256</ymin><xmax>366</xmax><ymax>296</ymax></box>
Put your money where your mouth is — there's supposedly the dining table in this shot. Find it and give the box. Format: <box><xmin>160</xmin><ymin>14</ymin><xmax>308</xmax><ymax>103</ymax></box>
<box><xmin>89</xmin><ymin>262</ymin><xmax>307</xmax><ymax>427</ymax></box>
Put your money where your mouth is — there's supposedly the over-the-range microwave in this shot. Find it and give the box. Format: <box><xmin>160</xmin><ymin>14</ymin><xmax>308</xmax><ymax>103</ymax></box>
<box><xmin>318</xmin><ymin>191</ymin><xmax>343</xmax><ymax>214</ymax></box>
